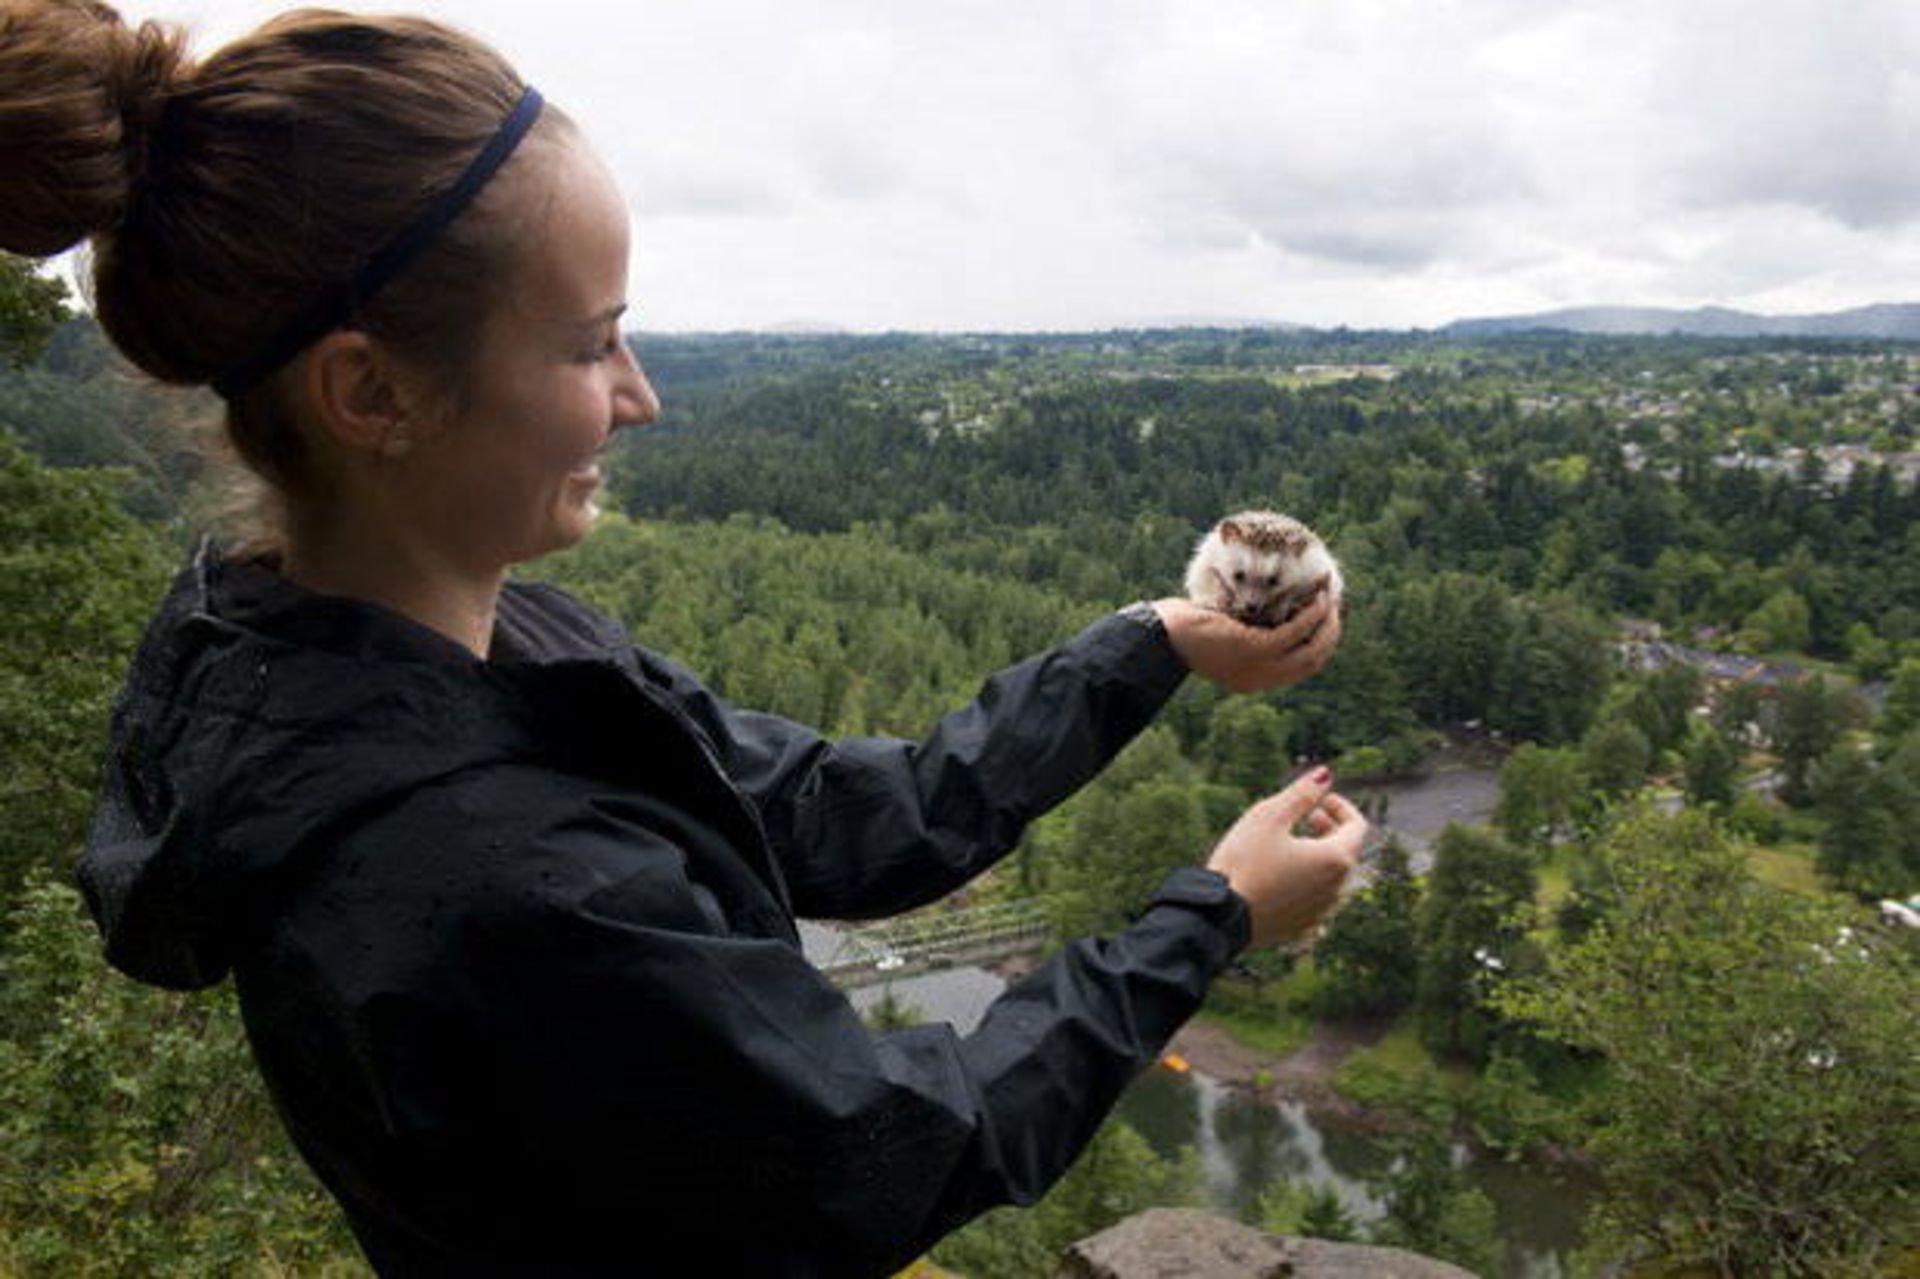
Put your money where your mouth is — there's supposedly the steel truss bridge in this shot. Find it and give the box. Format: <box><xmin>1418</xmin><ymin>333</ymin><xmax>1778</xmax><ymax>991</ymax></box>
<box><xmin>817</xmin><ymin>898</ymin><xmax>1058</xmax><ymax>989</ymax></box>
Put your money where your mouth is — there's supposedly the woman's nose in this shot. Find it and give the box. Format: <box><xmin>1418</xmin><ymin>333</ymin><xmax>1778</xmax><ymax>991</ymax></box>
<box><xmin>613</xmin><ymin>343</ymin><xmax>660</xmax><ymax>427</ymax></box>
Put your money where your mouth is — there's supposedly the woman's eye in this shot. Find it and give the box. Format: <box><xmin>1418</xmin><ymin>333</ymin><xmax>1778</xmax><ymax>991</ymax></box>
<box><xmin>1232</xmin><ymin>570</ymin><xmax>1244</xmax><ymax>583</ymax></box>
<box><xmin>1267</xmin><ymin>575</ymin><xmax>1278</xmax><ymax>587</ymax></box>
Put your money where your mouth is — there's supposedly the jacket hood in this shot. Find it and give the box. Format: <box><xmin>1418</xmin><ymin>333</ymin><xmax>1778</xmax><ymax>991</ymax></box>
<box><xmin>78</xmin><ymin>542</ymin><xmax>633</xmax><ymax>990</ymax></box>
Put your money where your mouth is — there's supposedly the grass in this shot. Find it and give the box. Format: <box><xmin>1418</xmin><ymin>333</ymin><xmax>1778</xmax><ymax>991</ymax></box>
<box><xmin>1330</xmin><ymin>1016</ymin><xmax>1474</xmax><ymax>1114</ymax></box>
<box><xmin>1776</xmin><ymin>806</ymin><xmax>1828</xmax><ymax>844</ymax></box>
<box><xmin>1525</xmin><ymin>853</ymin><xmax>1579</xmax><ymax>947</ymax></box>
<box><xmin>1746</xmin><ymin>841</ymin><xmax>1824</xmax><ymax>896</ymax></box>
<box><xmin>1198</xmin><ymin>958</ymin><xmax>1323</xmax><ymax>1059</ymax></box>
<box><xmin>1536</xmin><ymin>858</ymin><xmax>1574</xmax><ymax>913</ymax></box>
<box><xmin>1202</xmin><ymin>1004</ymin><xmax>1316</xmax><ymax>1058</ymax></box>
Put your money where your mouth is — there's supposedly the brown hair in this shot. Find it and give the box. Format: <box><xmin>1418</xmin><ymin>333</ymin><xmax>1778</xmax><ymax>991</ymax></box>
<box><xmin>0</xmin><ymin>1</ymin><xmax>563</xmax><ymax>536</ymax></box>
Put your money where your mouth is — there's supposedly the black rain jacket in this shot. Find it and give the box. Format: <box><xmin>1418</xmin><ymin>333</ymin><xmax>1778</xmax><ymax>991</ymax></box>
<box><xmin>78</xmin><ymin>544</ymin><xmax>1252</xmax><ymax>1276</ymax></box>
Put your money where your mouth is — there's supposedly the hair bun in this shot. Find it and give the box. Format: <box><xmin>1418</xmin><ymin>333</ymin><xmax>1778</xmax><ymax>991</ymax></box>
<box><xmin>0</xmin><ymin>0</ymin><xmax>191</xmax><ymax>256</ymax></box>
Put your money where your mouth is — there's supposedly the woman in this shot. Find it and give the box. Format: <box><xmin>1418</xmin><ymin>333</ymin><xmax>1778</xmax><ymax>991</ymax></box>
<box><xmin>4</xmin><ymin>3</ymin><xmax>1364</xmax><ymax>1273</ymax></box>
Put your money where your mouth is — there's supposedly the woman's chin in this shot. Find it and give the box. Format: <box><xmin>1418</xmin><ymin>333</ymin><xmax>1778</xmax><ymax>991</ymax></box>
<box><xmin>553</xmin><ymin>496</ymin><xmax>602</xmax><ymax>548</ymax></box>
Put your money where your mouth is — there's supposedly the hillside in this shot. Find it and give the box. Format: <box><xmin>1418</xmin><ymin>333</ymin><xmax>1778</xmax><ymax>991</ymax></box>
<box><xmin>1447</xmin><ymin>301</ymin><xmax>1920</xmax><ymax>339</ymax></box>
<box><xmin>3</xmin><ymin>311</ymin><xmax>1916</xmax><ymax>1277</ymax></box>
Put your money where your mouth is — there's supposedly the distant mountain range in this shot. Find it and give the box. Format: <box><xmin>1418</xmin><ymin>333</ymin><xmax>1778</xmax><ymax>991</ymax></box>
<box><xmin>701</xmin><ymin>305</ymin><xmax>1920</xmax><ymax>340</ymax></box>
<box><xmin>1444</xmin><ymin>303</ymin><xmax>1920</xmax><ymax>340</ymax></box>
<box><xmin>758</xmin><ymin>320</ymin><xmax>853</xmax><ymax>335</ymax></box>
<box><xmin>1120</xmin><ymin>315</ymin><xmax>1311</xmax><ymax>332</ymax></box>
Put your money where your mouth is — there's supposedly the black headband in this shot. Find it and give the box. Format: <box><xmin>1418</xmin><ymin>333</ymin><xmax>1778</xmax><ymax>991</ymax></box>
<box><xmin>211</xmin><ymin>85</ymin><xmax>546</xmax><ymax>401</ymax></box>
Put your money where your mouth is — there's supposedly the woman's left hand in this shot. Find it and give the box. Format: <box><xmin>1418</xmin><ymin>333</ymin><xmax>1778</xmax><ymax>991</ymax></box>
<box><xmin>1149</xmin><ymin>590</ymin><xmax>1341</xmax><ymax>693</ymax></box>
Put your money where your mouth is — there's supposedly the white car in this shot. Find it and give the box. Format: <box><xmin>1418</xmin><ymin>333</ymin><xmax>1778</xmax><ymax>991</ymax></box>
<box><xmin>1878</xmin><ymin>898</ymin><xmax>1920</xmax><ymax>930</ymax></box>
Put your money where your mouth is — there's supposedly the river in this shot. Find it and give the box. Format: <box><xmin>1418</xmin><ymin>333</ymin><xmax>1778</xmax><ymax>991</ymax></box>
<box><xmin>1352</xmin><ymin>734</ymin><xmax>1508</xmax><ymax>870</ymax></box>
<box><xmin>838</xmin><ymin>954</ymin><xmax>1598</xmax><ymax>1277</ymax></box>
<box><xmin>807</xmin><ymin>751</ymin><xmax>1601</xmax><ymax>1276</ymax></box>
<box><xmin>1118</xmin><ymin>1065</ymin><xmax>1596</xmax><ymax>1279</ymax></box>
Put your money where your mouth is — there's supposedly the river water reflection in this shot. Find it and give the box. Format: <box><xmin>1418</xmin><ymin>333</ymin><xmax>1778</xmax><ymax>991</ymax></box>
<box><xmin>1119</xmin><ymin>1066</ymin><xmax>1595</xmax><ymax>1279</ymax></box>
<box><xmin>835</xmin><ymin>953</ymin><xmax>1597</xmax><ymax>1278</ymax></box>
<box><xmin>1358</xmin><ymin>749</ymin><xmax>1505</xmax><ymax>869</ymax></box>
<box><xmin>814</xmin><ymin>752</ymin><xmax>1597</xmax><ymax>1274</ymax></box>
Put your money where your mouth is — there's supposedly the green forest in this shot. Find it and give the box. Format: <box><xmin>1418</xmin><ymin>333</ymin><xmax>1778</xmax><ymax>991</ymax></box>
<box><xmin>2</xmin><ymin>251</ymin><xmax>1916</xmax><ymax>1277</ymax></box>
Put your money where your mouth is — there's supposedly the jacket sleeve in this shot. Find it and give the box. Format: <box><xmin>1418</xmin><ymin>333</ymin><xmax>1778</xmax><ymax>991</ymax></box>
<box><xmin>470</xmin><ymin>803</ymin><xmax>1250</xmax><ymax>1276</ymax></box>
<box><xmin>635</xmin><ymin>610</ymin><xmax>1189</xmax><ymax>921</ymax></box>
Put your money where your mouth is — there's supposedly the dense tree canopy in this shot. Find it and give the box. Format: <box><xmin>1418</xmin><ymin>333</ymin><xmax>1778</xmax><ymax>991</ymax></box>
<box><xmin>609</xmin><ymin>332</ymin><xmax>1920</xmax><ymax>658</ymax></box>
<box><xmin>0</xmin><ymin>254</ymin><xmax>67</xmax><ymax>370</ymax></box>
<box><xmin>1416</xmin><ymin>825</ymin><xmax>1539</xmax><ymax>1062</ymax></box>
<box><xmin>0</xmin><ymin>431</ymin><xmax>171</xmax><ymax>905</ymax></box>
<box><xmin>1499</xmin><ymin>808</ymin><xmax>1919</xmax><ymax>1276</ymax></box>
<box><xmin>1312</xmin><ymin>839</ymin><xmax>1421</xmax><ymax>1016</ymax></box>
<box><xmin>3</xmin><ymin>320</ymin><xmax>1917</xmax><ymax>1271</ymax></box>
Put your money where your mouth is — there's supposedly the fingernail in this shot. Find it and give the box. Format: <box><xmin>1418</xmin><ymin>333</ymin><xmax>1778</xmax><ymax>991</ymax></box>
<box><xmin>1312</xmin><ymin>766</ymin><xmax>1331</xmax><ymax>785</ymax></box>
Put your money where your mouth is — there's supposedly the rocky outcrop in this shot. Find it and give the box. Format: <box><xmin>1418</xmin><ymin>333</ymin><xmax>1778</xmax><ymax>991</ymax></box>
<box><xmin>1057</xmin><ymin>1207</ymin><xmax>1479</xmax><ymax>1279</ymax></box>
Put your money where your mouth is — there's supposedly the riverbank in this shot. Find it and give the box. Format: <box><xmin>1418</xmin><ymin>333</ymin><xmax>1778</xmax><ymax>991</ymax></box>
<box><xmin>995</xmin><ymin>953</ymin><xmax>1415</xmax><ymax>1135</ymax></box>
<box><xmin>1169</xmin><ymin>1014</ymin><xmax>1401</xmax><ymax>1133</ymax></box>
<box><xmin>1122</xmin><ymin>1020</ymin><xmax>1605</xmax><ymax>1278</ymax></box>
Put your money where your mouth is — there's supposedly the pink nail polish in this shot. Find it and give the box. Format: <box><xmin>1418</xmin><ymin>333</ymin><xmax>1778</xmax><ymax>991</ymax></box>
<box><xmin>1312</xmin><ymin>767</ymin><xmax>1331</xmax><ymax>785</ymax></box>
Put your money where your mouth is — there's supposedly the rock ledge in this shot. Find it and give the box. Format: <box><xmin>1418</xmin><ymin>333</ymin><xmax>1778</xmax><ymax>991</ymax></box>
<box><xmin>1057</xmin><ymin>1207</ymin><xmax>1479</xmax><ymax>1279</ymax></box>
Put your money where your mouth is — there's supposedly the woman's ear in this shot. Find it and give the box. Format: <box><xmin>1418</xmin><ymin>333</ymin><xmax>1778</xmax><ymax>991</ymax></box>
<box><xmin>303</xmin><ymin>330</ymin><xmax>417</xmax><ymax>460</ymax></box>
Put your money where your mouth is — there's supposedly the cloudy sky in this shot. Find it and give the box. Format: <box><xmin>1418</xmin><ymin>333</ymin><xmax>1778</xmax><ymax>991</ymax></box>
<box><xmin>121</xmin><ymin>0</ymin><xmax>1920</xmax><ymax>332</ymax></box>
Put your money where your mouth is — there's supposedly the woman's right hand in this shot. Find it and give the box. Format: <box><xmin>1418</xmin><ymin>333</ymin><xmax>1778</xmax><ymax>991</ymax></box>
<box><xmin>1206</xmin><ymin>768</ymin><xmax>1368</xmax><ymax>948</ymax></box>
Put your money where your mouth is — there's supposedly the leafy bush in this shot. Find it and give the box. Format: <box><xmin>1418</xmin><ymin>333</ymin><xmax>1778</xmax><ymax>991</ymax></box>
<box><xmin>1462</xmin><ymin>1049</ymin><xmax>1564</xmax><ymax>1158</ymax></box>
<box><xmin>1498</xmin><ymin>807</ymin><xmax>1920</xmax><ymax>1276</ymax></box>
<box><xmin>0</xmin><ymin>875</ymin><xmax>361</xmax><ymax>1276</ymax></box>
<box><xmin>1330</xmin><ymin>1020</ymin><xmax>1471</xmax><ymax>1117</ymax></box>
<box><xmin>929</xmin><ymin>1118</ymin><xmax>1200</xmax><ymax>1279</ymax></box>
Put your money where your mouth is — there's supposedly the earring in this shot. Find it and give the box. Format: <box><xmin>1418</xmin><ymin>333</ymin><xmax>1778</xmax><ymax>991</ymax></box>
<box><xmin>381</xmin><ymin>432</ymin><xmax>412</xmax><ymax>459</ymax></box>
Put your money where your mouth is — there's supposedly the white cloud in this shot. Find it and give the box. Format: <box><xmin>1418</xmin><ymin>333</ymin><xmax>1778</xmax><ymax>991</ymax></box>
<box><xmin>1112</xmin><ymin>2</ymin><xmax>1540</xmax><ymax>271</ymax></box>
<box><xmin>1643</xmin><ymin>0</ymin><xmax>1920</xmax><ymax>230</ymax></box>
<box><xmin>112</xmin><ymin>0</ymin><xmax>1920</xmax><ymax>329</ymax></box>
